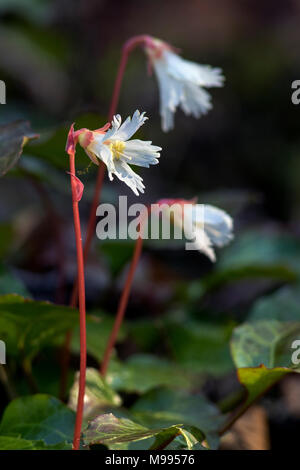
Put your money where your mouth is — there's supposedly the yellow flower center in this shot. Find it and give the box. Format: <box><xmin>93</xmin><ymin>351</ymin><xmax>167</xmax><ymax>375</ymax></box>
<box><xmin>108</xmin><ymin>140</ymin><xmax>125</xmax><ymax>160</ymax></box>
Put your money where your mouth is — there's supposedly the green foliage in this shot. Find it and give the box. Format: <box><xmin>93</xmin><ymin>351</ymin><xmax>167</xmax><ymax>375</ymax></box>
<box><xmin>225</xmin><ymin>320</ymin><xmax>300</xmax><ymax>430</ymax></box>
<box><xmin>71</xmin><ymin>311</ymin><xmax>127</xmax><ymax>362</ymax></box>
<box><xmin>219</xmin><ymin>230</ymin><xmax>300</xmax><ymax>277</ymax></box>
<box><xmin>0</xmin><ymin>121</ymin><xmax>38</xmax><ymax>177</ymax></box>
<box><xmin>0</xmin><ymin>294</ymin><xmax>78</xmax><ymax>360</ymax></box>
<box><xmin>0</xmin><ymin>395</ymin><xmax>74</xmax><ymax>447</ymax></box>
<box><xmin>69</xmin><ymin>368</ymin><xmax>122</xmax><ymax>419</ymax></box>
<box><xmin>107</xmin><ymin>354</ymin><xmax>196</xmax><ymax>394</ymax></box>
<box><xmin>165</xmin><ymin>319</ymin><xmax>234</xmax><ymax>375</ymax></box>
<box><xmin>248</xmin><ymin>286</ymin><xmax>300</xmax><ymax>322</ymax></box>
<box><xmin>231</xmin><ymin>320</ymin><xmax>300</xmax><ymax>369</ymax></box>
<box><xmin>82</xmin><ymin>413</ymin><xmax>205</xmax><ymax>450</ymax></box>
<box><xmin>132</xmin><ymin>388</ymin><xmax>223</xmax><ymax>449</ymax></box>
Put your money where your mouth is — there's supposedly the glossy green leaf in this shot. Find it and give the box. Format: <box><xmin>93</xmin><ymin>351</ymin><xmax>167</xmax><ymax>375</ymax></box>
<box><xmin>231</xmin><ymin>320</ymin><xmax>300</xmax><ymax>369</ymax></box>
<box><xmin>223</xmin><ymin>320</ymin><xmax>300</xmax><ymax>431</ymax></box>
<box><xmin>0</xmin><ymin>394</ymin><xmax>75</xmax><ymax>445</ymax></box>
<box><xmin>0</xmin><ymin>294</ymin><xmax>78</xmax><ymax>359</ymax></box>
<box><xmin>0</xmin><ymin>121</ymin><xmax>38</xmax><ymax>177</ymax></box>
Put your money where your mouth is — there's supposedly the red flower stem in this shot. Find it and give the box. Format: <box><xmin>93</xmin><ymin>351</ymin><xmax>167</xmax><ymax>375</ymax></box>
<box><xmin>69</xmin><ymin>153</ymin><xmax>87</xmax><ymax>451</ymax></box>
<box><xmin>100</xmin><ymin>207</ymin><xmax>149</xmax><ymax>376</ymax></box>
<box><xmin>100</xmin><ymin>234</ymin><xmax>143</xmax><ymax>376</ymax></box>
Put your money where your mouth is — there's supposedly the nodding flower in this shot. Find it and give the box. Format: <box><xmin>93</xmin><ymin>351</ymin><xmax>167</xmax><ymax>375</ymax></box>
<box><xmin>155</xmin><ymin>198</ymin><xmax>233</xmax><ymax>261</ymax></box>
<box><xmin>143</xmin><ymin>37</ymin><xmax>224</xmax><ymax>132</ymax></box>
<box><xmin>75</xmin><ymin>110</ymin><xmax>161</xmax><ymax>196</ymax></box>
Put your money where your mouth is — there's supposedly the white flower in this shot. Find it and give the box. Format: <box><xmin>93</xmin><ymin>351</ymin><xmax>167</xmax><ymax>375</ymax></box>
<box><xmin>145</xmin><ymin>38</ymin><xmax>224</xmax><ymax>132</ymax></box>
<box><xmin>78</xmin><ymin>110</ymin><xmax>161</xmax><ymax>196</ymax></box>
<box><xmin>157</xmin><ymin>199</ymin><xmax>233</xmax><ymax>261</ymax></box>
<box><xmin>188</xmin><ymin>204</ymin><xmax>233</xmax><ymax>261</ymax></box>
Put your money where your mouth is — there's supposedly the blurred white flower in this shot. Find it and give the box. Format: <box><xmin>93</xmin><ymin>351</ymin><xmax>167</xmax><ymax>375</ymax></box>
<box><xmin>145</xmin><ymin>38</ymin><xmax>224</xmax><ymax>132</ymax></box>
<box><xmin>157</xmin><ymin>199</ymin><xmax>233</xmax><ymax>261</ymax></box>
<box><xmin>77</xmin><ymin>110</ymin><xmax>161</xmax><ymax>195</ymax></box>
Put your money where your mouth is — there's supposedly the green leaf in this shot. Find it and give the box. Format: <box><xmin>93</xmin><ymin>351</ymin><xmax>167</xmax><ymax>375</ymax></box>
<box><xmin>26</xmin><ymin>113</ymin><xmax>106</xmax><ymax>170</ymax></box>
<box><xmin>222</xmin><ymin>321</ymin><xmax>300</xmax><ymax>432</ymax></box>
<box><xmin>100</xmin><ymin>240</ymin><xmax>135</xmax><ymax>277</ymax></box>
<box><xmin>132</xmin><ymin>388</ymin><xmax>224</xmax><ymax>449</ymax></box>
<box><xmin>218</xmin><ymin>230</ymin><xmax>300</xmax><ymax>277</ymax></box>
<box><xmin>71</xmin><ymin>311</ymin><xmax>127</xmax><ymax>362</ymax></box>
<box><xmin>83</xmin><ymin>413</ymin><xmax>204</xmax><ymax>450</ymax></box>
<box><xmin>166</xmin><ymin>320</ymin><xmax>234</xmax><ymax>375</ymax></box>
<box><xmin>0</xmin><ymin>294</ymin><xmax>78</xmax><ymax>359</ymax></box>
<box><xmin>0</xmin><ymin>121</ymin><xmax>38</xmax><ymax>177</ymax></box>
<box><xmin>0</xmin><ymin>394</ymin><xmax>75</xmax><ymax>445</ymax></box>
<box><xmin>68</xmin><ymin>368</ymin><xmax>122</xmax><ymax>419</ymax></box>
<box><xmin>0</xmin><ymin>264</ymin><xmax>30</xmax><ymax>296</ymax></box>
<box><xmin>231</xmin><ymin>320</ymin><xmax>300</xmax><ymax>369</ymax></box>
<box><xmin>202</xmin><ymin>265</ymin><xmax>296</xmax><ymax>293</ymax></box>
<box><xmin>107</xmin><ymin>354</ymin><xmax>195</xmax><ymax>394</ymax></box>
<box><xmin>0</xmin><ymin>436</ymin><xmax>71</xmax><ymax>450</ymax></box>
<box><xmin>248</xmin><ymin>286</ymin><xmax>300</xmax><ymax>322</ymax></box>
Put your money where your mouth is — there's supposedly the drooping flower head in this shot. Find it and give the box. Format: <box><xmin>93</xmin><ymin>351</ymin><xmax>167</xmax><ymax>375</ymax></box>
<box><xmin>144</xmin><ymin>37</ymin><xmax>224</xmax><ymax>132</ymax></box>
<box><xmin>74</xmin><ymin>110</ymin><xmax>161</xmax><ymax>196</ymax></box>
<box><xmin>155</xmin><ymin>198</ymin><xmax>233</xmax><ymax>261</ymax></box>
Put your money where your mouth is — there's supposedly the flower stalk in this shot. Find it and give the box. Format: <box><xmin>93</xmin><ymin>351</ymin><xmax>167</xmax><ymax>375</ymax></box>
<box><xmin>100</xmin><ymin>209</ymin><xmax>148</xmax><ymax>376</ymax></box>
<box><xmin>66</xmin><ymin>126</ymin><xmax>87</xmax><ymax>450</ymax></box>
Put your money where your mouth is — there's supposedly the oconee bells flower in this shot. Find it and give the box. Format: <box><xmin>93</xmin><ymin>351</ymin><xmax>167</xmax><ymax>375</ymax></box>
<box><xmin>76</xmin><ymin>110</ymin><xmax>161</xmax><ymax>196</ymax></box>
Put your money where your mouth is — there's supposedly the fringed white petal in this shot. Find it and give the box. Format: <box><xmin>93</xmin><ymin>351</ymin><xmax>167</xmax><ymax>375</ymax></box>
<box><xmin>124</xmin><ymin>140</ymin><xmax>161</xmax><ymax>167</ymax></box>
<box><xmin>194</xmin><ymin>205</ymin><xmax>234</xmax><ymax>248</ymax></box>
<box><xmin>112</xmin><ymin>159</ymin><xmax>145</xmax><ymax>196</ymax></box>
<box><xmin>108</xmin><ymin>110</ymin><xmax>148</xmax><ymax>142</ymax></box>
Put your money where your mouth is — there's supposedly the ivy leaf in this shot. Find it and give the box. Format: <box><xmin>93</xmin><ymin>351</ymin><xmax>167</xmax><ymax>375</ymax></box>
<box><xmin>0</xmin><ymin>121</ymin><xmax>38</xmax><ymax>177</ymax></box>
<box><xmin>68</xmin><ymin>368</ymin><xmax>122</xmax><ymax>419</ymax></box>
<box><xmin>0</xmin><ymin>294</ymin><xmax>78</xmax><ymax>360</ymax></box>
<box><xmin>0</xmin><ymin>394</ymin><xmax>75</xmax><ymax>445</ymax></box>
<box><xmin>83</xmin><ymin>413</ymin><xmax>204</xmax><ymax>450</ymax></box>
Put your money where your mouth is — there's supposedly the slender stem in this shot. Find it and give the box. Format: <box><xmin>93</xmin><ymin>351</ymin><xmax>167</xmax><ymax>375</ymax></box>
<box><xmin>0</xmin><ymin>365</ymin><xmax>17</xmax><ymax>400</ymax></box>
<box><xmin>68</xmin><ymin>152</ymin><xmax>87</xmax><ymax>451</ymax></box>
<box><xmin>22</xmin><ymin>359</ymin><xmax>39</xmax><ymax>394</ymax></box>
<box><xmin>100</xmin><ymin>234</ymin><xmax>144</xmax><ymax>376</ymax></box>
